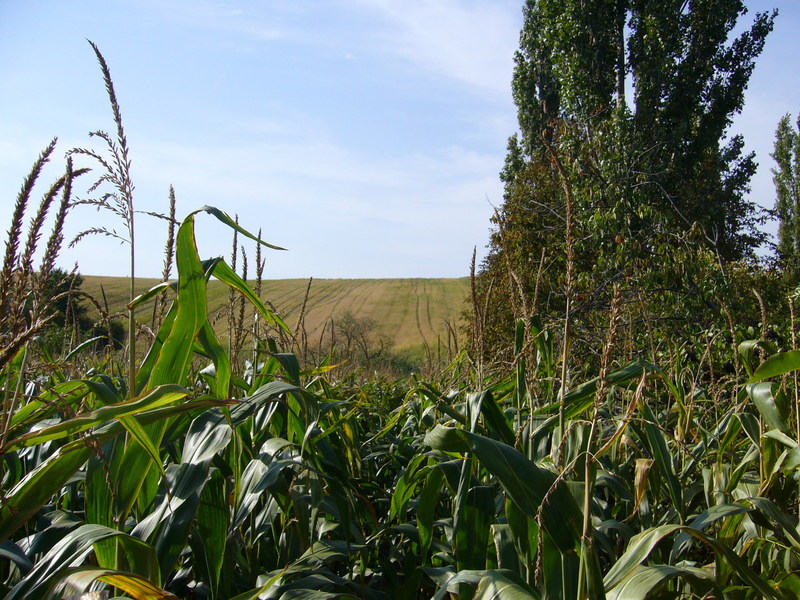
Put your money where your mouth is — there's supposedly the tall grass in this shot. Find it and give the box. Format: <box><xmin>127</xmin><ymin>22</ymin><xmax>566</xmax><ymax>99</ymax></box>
<box><xmin>69</xmin><ymin>40</ymin><xmax>138</xmax><ymax>394</ymax></box>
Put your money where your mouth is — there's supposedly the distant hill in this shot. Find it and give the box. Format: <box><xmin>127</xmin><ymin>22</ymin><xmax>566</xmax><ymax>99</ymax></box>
<box><xmin>81</xmin><ymin>276</ymin><xmax>471</xmax><ymax>355</ymax></box>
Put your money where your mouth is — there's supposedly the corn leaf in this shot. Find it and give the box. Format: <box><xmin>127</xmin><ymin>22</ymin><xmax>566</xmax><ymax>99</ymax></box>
<box><xmin>424</xmin><ymin>425</ymin><xmax>582</xmax><ymax>554</ymax></box>
<box><xmin>749</xmin><ymin>349</ymin><xmax>800</xmax><ymax>383</ymax></box>
<box><xmin>148</xmin><ymin>213</ymin><xmax>207</xmax><ymax>388</ymax></box>
<box><xmin>2</xmin><ymin>384</ymin><xmax>186</xmax><ymax>452</ymax></box>
<box><xmin>747</xmin><ymin>382</ymin><xmax>792</xmax><ymax>434</ymax></box>
<box><xmin>638</xmin><ymin>403</ymin><xmax>684</xmax><ymax>519</ymax></box>
<box><xmin>193</xmin><ymin>468</ymin><xmax>228</xmax><ymax>597</ymax></box>
<box><xmin>194</xmin><ymin>205</ymin><xmax>286</xmax><ymax>250</ymax></box>
<box><xmin>604</xmin><ymin>524</ymin><xmax>781</xmax><ymax>598</ymax></box>
<box><xmin>59</xmin><ymin>567</ymin><xmax>176</xmax><ymax>600</ymax></box>
<box><xmin>210</xmin><ymin>259</ymin><xmax>290</xmax><ymax>333</ymax></box>
<box><xmin>5</xmin><ymin>524</ymin><xmax>159</xmax><ymax>600</ymax></box>
<box><xmin>606</xmin><ymin>564</ymin><xmax>714</xmax><ymax>600</ymax></box>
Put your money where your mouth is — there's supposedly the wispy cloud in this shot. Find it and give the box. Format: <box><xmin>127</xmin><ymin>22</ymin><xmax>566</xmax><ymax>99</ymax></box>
<box><xmin>350</xmin><ymin>0</ymin><xmax>521</xmax><ymax>97</ymax></box>
<box><xmin>133</xmin><ymin>0</ymin><xmax>293</xmax><ymax>41</ymax></box>
<box><xmin>153</xmin><ymin>0</ymin><xmax>522</xmax><ymax>95</ymax></box>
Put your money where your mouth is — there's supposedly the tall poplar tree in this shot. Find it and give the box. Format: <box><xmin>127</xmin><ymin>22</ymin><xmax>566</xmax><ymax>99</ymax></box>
<box><xmin>477</xmin><ymin>0</ymin><xmax>776</xmax><ymax>359</ymax></box>
<box><xmin>772</xmin><ymin>113</ymin><xmax>800</xmax><ymax>283</ymax></box>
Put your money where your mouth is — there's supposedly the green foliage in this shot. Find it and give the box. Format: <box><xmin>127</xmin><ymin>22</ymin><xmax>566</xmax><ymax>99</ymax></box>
<box><xmin>29</xmin><ymin>268</ymin><xmax>125</xmax><ymax>352</ymax></box>
<box><xmin>773</xmin><ymin>112</ymin><xmax>800</xmax><ymax>283</ymax></box>
<box><xmin>510</xmin><ymin>0</ymin><xmax>774</xmax><ymax>256</ymax></box>
<box><xmin>31</xmin><ymin>269</ymin><xmax>89</xmax><ymax>331</ymax></box>
<box><xmin>476</xmin><ymin>0</ymin><xmax>776</xmax><ymax>365</ymax></box>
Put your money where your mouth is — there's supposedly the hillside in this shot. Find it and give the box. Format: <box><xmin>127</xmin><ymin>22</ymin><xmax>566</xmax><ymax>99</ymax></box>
<box><xmin>81</xmin><ymin>276</ymin><xmax>471</xmax><ymax>354</ymax></box>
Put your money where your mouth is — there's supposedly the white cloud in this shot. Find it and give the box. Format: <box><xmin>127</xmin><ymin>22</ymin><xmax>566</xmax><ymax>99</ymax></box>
<box><xmin>350</xmin><ymin>0</ymin><xmax>521</xmax><ymax>97</ymax></box>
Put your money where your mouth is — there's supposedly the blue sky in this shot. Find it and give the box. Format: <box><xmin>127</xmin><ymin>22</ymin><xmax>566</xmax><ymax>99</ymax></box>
<box><xmin>1</xmin><ymin>1</ymin><xmax>797</xmax><ymax>280</ymax></box>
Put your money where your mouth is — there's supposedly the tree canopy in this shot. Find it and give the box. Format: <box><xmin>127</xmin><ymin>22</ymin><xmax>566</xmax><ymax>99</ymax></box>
<box><xmin>773</xmin><ymin>113</ymin><xmax>800</xmax><ymax>283</ymax></box>
<box><xmin>477</xmin><ymin>0</ymin><xmax>776</xmax><ymax>362</ymax></box>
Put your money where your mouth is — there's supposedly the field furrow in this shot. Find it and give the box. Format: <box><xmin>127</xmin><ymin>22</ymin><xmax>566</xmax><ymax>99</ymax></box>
<box><xmin>82</xmin><ymin>276</ymin><xmax>470</xmax><ymax>352</ymax></box>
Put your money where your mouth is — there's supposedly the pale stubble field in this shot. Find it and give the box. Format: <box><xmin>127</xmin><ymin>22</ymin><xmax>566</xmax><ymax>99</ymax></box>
<box><xmin>82</xmin><ymin>275</ymin><xmax>471</xmax><ymax>353</ymax></box>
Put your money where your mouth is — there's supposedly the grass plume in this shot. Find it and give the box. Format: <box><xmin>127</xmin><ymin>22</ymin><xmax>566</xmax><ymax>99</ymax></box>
<box><xmin>69</xmin><ymin>40</ymin><xmax>137</xmax><ymax>394</ymax></box>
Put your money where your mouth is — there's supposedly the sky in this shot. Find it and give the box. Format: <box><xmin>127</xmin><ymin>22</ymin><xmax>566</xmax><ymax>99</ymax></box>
<box><xmin>0</xmin><ymin>1</ymin><xmax>798</xmax><ymax>281</ymax></box>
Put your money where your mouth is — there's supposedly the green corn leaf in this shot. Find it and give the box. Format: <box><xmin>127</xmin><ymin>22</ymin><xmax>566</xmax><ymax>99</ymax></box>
<box><xmin>417</xmin><ymin>466</ymin><xmax>445</xmax><ymax>566</ymax></box>
<box><xmin>227</xmin><ymin>570</ymin><xmax>286</xmax><ymax>600</ymax></box>
<box><xmin>0</xmin><ymin>540</ymin><xmax>33</xmax><ymax>575</ymax></box>
<box><xmin>233</xmin><ymin>458</ymin><xmax>298</xmax><ymax>530</ymax></box>
<box><xmin>193</xmin><ymin>468</ymin><xmax>228</xmax><ymax>597</ymax></box>
<box><xmin>287</xmin><ymin>539</ymin><xmax>366</xmax><ymax>573</ymax></box>
<box><xmin>747</xmin><ymin>496</ymin><xmax>800</xmax><ymax>548</ymax></box>
<box><xmin>670</xmin><ymin>503</ymin><xmax>752</xmax><ymax>562</ymax></box>
<box><xmin>606</xmin><ymin>564</ymin><xmax>715</xmax><ymax>600</ymax></box>
<box><xmin>181</xmin><ymin>408</ymin><xmax>235</xmax><ymax>465</ymax></box>
<box><xmin>638</xmin><ymin>403</ymin><xmax>684</xmax><ymax>520</ymax></box>
<box><xmin>119</xmin><ymin>413</ymin><xmax>172</xmax><ymax>489</ymax></box>
<box><xmin>210</xmin><ymin>259</ymin><xmax>290</xmax><ymax>333</ymax></box>
<box><xmin>457</xmin><ymin>485</ymin><xmax>495</xmax><ymax>571</ymax></box>
<box><xmin>273</xmin><ymin>353</ymin><xmax>302</xmax><ymax>383</ymax></box>
<box><xmin>116</xmin><ymin>213</ymin><xmax>211</xmax><ymax>524</ymax></box>
<box><xmin>233</xmin><ymin>380</ymin><xmax>309</xmax><ymax>424</ymax></box>
<box><xmin>197</xmin><ymin>320</ymin><xmax>232</xmax><ymax>399</ymax></box>
<box><xmin>390</xmin><ymin>454</ymin><xmax>428</xmax><ymax>522</ymax></box>
<box><xmin>605</xmin><ymin>526</ymin><xmax>683</xmax><ymax>590</ymax></box>
<box><xmin>749</xmin><ymin>349</ymin><xmax>800</xmax><ymax>383</ymax></box>
<box><xmin>62</xmin><ymin>335</ymin><xmax>110</xmax><ymax>361</ymax></box>
<box><xmin>9</xmin><ymin>380</ymin><xmax>90</xmax><ymax>431</ymax></box>
<box><xmin>530</xmin><ymin>314</ymin><xmax>554</xmax><ymax>381</ymax></box>
<box><xmin>424</xmin><ymin>425</ymin><xmax>582</xmax><ymax>554</ymax></box>
<box><xmin>135</xmin><ymin>301</ymin><xmax>178</xmax><ymax>395</ymax></box>
<box><xmin>764</xmin><ymin>429</ymin><xmax>799</xmax><ymax>447</ymax></box>
<box><xmin>1</xmin><ymin>384</ymin><xmax>186</xmax><ymax>453</ymax></box>
<box><xmin>5</xmin><ymin>524</ymin><xmax>160</xmax><ymax>600</ymax></box>
<box><xmin>152</xmin><ymin>464</ymin><xmax>204</xmax><ymax>579</ymax></box>
<box><xmin>541</xmin><ymin>529</ymin><xmax>580</xmax><ymax>600</ymax></box>
<box><xmin>0</xmin><ymin>447</ymin><xmax>91</xmax><ymax>544</ymax></box>
<box><xmin>129</xmin><ymin>280</ymin><xmax>175</xmax><ymax>309</ymax></box>
<box><xmin>473</xmin><ymin>569</ymin><xmax>540</xmax><ymax>600</ymax></box>
<box><xmin>747</xmin><ymin>382</ymin><xmax>792</xmax><ymax>434</ymax></box>
<box><xmin>604</xmin><ymin>524</ymin><xmax>781</xmax><ymax>598</ymax></box>
<box><xmin>132</xmin><ymin>406</ymin><xmax>235</xmax><ymax>578</ymax></box>
<box><xmin>491</xmin><ymin>524</ymin><xmax>519</xmax><ymax>571</ymax></box>
<box><xmin>132</xmin><ymin>462</ymin><xmax>204</xmax><ymax>542</ymax></box>
<box><xmin>85</xmin><ymin>437</ymin><xmax>123</xmax><ymax>569</ymax></box>
<box><xmin>194</xmin><ymin>205</ymin><xmax>286</xmax><ymax>249</ymax></box>
<box><xmin>717</xmin><ymin>410</ymin><xmax>744</xmax><ymax>455</ymax></box>
<box><xmin>148</xmin><ymin>213</ymin><xmax>207</xmax><ymax>388</ymax></box>
<box><xmin>83</xmin><ymin>378</ymin><xmax>124</xmax><ymax>405</ymax></box>
<box><xmin>505</xmin><ymin>496</ymin><xmax>538</xmax><ymax>582</ymax></box>
<box><xmin>428</xmin><ymin>569</ymin><xmax>538</xmax><ymax>600</ymax></box>
<box><xmin>739</xmin><ymin>339</ymin><xmax>775</xmax><ymax>379</ymax></box>
<box><xmin>115</xmin><ymin>435</ymin><xmax>174</xmax><ymax>521</ymax></box>
<box><xmin>475</xmin><ymin>390</ymin><xmax>516</xmax><ymax>445</ymax></box>
<box><xmin>0</xmin><ymin>398</ymin><xmax>230</xmax><ymax>544</ymax></box>
<box><xmin>535</xmin><ymin>361</ymin><xmax>649</xmax><ymax>418</ymax></box>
